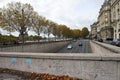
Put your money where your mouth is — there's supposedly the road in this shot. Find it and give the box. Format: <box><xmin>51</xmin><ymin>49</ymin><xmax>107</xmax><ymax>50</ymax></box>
<box><xmin>57</xmin><ymin>39</ymin><xmax>92</xmax><ymax>53</ymax></box>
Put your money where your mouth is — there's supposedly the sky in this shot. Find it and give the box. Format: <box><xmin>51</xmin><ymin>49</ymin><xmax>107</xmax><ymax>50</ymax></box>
<box><xmin>0</xmin><ymin>0</ymin><xmax>105</xmax><ymax>36</ymax></box>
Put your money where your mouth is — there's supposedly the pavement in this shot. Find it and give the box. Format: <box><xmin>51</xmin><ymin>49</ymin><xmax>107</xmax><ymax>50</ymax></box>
<box><xmin>0</xmin><ymin>73</ymin><xmax>21</xmax><ymax>80</ymax></box>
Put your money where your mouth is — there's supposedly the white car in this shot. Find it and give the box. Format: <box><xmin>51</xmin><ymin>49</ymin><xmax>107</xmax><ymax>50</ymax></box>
<box><xmin>67</xmin><ymin>44</ymin><xmax>73</xmax><ymax>49</ymax></box>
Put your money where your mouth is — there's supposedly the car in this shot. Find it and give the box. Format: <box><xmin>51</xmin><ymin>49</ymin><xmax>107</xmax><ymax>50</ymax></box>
<box><xmin>111</xmin><ymin>39</ymin><xmax>118</xmax><ymax>45</ymax></box>
<box><xmin>73</xmin><ymin>39</ymin><xmax>77</xmax><ymax>42</ymax></box>
<box><xmin>105</xmin><ymin>38</ymin><xmax>113</xmax><ymax>44</ymax></box>
<box><xmin>14</xmin><ymin>41</ymin><xmax>20</xmax><ymax>45</ymax></box>
<box><xmin>115</xmin><ymin>39</ymin><xmax>120</xmax><ymax>46</ymax></box>
<box><xmin>67</xmin><ymin>44</ymin><xmax>73</xmax><ymax>49</ymax></box>
<box><xmin>98</xmin><ymin>39</ymin><xmax>103</xmax><ymax>42</ymax></box>
<box><xmin>78</xmin><ymin>42</ymin><xmax>82</xmax><ymax>46</ymax></box>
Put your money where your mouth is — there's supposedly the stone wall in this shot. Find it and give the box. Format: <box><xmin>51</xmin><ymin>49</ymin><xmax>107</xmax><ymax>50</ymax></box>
<box><xmin>0</xmin><ymin>41</ymin><xmax>70</xmax><ymax>53</ymax></box>
<box><xmin>0</xmin><ymin>53</ymin><xmax>120</xmax><ymax>80</ymax></box>
<box><xmin>90</xmin><ymin>41</ymin><xmax>114</xmax><ymax>54</ymax></box>
<box><xmin>91</xmin><ymin>40</ymin><xmax>120</xmax><ymax>53</ymax></box>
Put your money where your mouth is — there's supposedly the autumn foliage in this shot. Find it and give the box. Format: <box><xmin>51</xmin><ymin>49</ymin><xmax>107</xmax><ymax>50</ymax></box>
<box><xmin>0</xmin><ymin>68</ymin><xmax>82</xmax><ymax>80</ymax></box>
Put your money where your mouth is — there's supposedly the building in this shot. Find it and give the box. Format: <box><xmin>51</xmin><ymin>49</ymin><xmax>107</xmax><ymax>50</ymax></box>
<box><xmin>97</xmin><ymin>0</ymin><xmax>113</xmax><ymax>40</ymax></box>
<box><xmin>91</xmin><ymin>22</ymin><xmax>98</xmax><ymax>39</ymax></box>
<box><xmin>109</xmin><ymin>0</ymin><xmax>120</xmax><ymax>39</ymax></box>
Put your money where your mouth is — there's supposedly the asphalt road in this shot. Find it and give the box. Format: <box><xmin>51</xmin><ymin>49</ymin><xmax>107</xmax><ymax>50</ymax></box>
<box><xmin>57</xmin><ymin>39</ymin><xmax>92</xmax><ymax>53</ymax></box>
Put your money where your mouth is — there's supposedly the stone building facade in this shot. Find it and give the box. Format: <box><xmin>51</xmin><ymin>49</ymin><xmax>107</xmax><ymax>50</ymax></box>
<box><xmin>91</xmin><ymin>22</ymin><xmax>98</xmax><ymax>39</ymax></box>
<box><xmin>91</xmin><ymin>0</ymin><xmax>120</xmax><ymax>40</ymax></box>
<box><xmin>109</xmin><ymin>0</ymin><xmax>120</xmax><ymax>39</ymax></box>
<box><xmin>97</xmin><ymin>0</ymin><xmax>113</xmax><ymax>40</ymax></box>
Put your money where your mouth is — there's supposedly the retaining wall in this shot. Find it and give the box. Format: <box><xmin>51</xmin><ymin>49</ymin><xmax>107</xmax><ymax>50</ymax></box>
<box><xmin>91</xmin><ymin>40</ymin><xmax>120</xmax><ymax>53</ymax></box>
<box><xmin>0</xmin><ymin>41</ymin><xmax>70</xmax><ymax>53</ymax></box>
<box><xmin>90</xmin><ymin>41</ymin><xmax>115</xmax><ymax>54</ymax></box>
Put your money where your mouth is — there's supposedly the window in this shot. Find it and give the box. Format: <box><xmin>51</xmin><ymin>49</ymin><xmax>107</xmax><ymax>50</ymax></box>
<box><xmin>118</xmin><ymin>9</ymin><xmax>119</xmax><ymax>12</ymax></box>
<box><xmin>118</xmin><ymin>29</ymin><xmax>120</xmax><ymax>32</ymax></box>
<box><xmin>118</xmin><ymin>9</ymin><xmax>120</xmax><ymax>15</ymax></box>
<box><xmin>106</xmin><ymin>6</ymin><xmax>108</xmax><ymax>10</ymax></box>
<box><xmin>119</xmin><ymin>34</ymin><xmax>120</xmax><ymax>39</ymax></box>
<box><xmin>115</xmin><ymin>34</ymin><xmax>117</xmax><ymax>39</ymax></box>
<box><xmin>113</xmin><ymin>12</ymin><xmax>116</xmax><ymax>19</ymax></box>
<box><xmin>105</xmin><ymin>17</ymin><xmax>108</xmax><ymax>21</ymax></box>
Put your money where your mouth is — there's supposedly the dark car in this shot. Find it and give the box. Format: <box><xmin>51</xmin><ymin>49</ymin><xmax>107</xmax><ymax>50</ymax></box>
<box><xmin>98</xmin><ymin>39</ymin><xmax>103</xmax><ymax>42</ymax></box>
<box><xmin>78</xmin><ymin>42</ymin><xmax>82</xmax><ymax>46</ymax></box>
<box><xmin>14</xmin><ymin>41</ymin><xmax>20</xmax><ymax>45</ymax></box>
<box><xmin>111</xmin><ymin>39</ymin><xmax>118</xmax><ymax>45</ymax></box>
<box><xmin>2</xmin><ymin>42</ymin><xmax>11</xmax><ymax>45</ymax></box>
<box><xmin>115</xmin><ymin>39</ymin><xmax>120</xmax><ymax>46</ymax></box>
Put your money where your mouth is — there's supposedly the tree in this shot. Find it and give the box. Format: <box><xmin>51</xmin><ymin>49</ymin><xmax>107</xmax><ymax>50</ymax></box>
<box><xmin>32</xmin><ymin>12</ymin><xmax>45</xmax><ymax>41</ymax></box>
<box><xmin>72</xmin><ymin>29</ymin><xmax>81</xmax><ymax>39</ymax></box>
<box><xmin>58</xmin><ymin>25</ymin><xmax>72</xmax><ymax>38</ymax></box>
<box><xmin>81</xmin><ymin>27</ymin><xmax>89</xmax><ymax>38</ymax></box>
<box><xmin>43</xmin><ymin>20</ymin><xmax>54</xmax><ymax>39</ymax></box>
<box><xmin>1</xmin><ymin>2</ymin><xmax>34</xmax><ymax>43</ymax></box>
<box><xmin>0</xmin><ymin>8</ymin><xmax>2</xmax><ymax>26</ymax></box>
<box><xmin>50</xmin><ymin>22</ymin><xmax>58</xmax><ymax>39</ymax></box>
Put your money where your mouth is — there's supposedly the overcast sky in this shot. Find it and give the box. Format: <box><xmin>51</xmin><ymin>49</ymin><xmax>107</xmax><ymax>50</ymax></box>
<box><xmin>0</xmin><ymin>0</ymin><xmax>104</xmax><ymax>36</ymax></box>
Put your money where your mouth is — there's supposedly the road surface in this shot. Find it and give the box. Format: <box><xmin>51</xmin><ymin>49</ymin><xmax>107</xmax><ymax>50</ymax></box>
<box><xmin>57</xmin><ymin>39</ymin><xmax>92</xmax><ymax>53</ymax></box>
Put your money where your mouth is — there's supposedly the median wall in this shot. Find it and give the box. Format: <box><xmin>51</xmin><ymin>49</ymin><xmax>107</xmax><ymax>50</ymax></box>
<box><xmin>90</xmin><ymin>40</ymin><xmax>115</xmax><ymax>54</ymax></box>
<box><xmin>91</xmin><ymin>40</ymin><xmax>120</xmax><ymax>53</ymax></box>
<box><xmin>0</xmin><ymin>52</ymin><xmax>120</xmax><ymax>80</ymax></box>
<box><xmin>0</xmin><ymin>41</ymin><xmax>70</xmax><ymax>53</ymax></box>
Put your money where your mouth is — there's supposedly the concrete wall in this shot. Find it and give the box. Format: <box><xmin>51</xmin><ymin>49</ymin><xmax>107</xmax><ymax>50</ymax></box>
<box><xmin>0</xmin><ymin>53</ymin><xmax>120</xmax><ymax>80</ymax></box>
<box><xmin>91</xmin><ymin>40</ymin><xmax>120</xmax><ymax>53</ymax></box>
<box><xmin>0</xmin><ymin>41</ymin><xmax>70</xmax><ymax>53</ymax></box>
<box><xmin>90</xmin><ymin>41</ymin><xmax>115</xmax><ymax>54</ymax></box>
